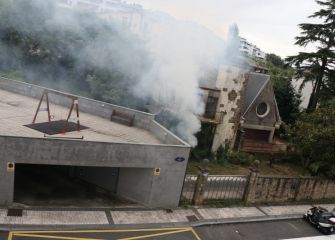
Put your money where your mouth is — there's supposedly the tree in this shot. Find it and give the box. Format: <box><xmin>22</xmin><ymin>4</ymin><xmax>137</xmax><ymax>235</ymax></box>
<box><xmin>286</xmin><ymin>0</ymin><xmax>335</xmax><ymax>112</ymax></box>
<box><xmin>266</xmin><ymin>54</ymin><xmax>301</xmax><ymax>124</ymax></box>
<box><xmin>286</xmin><ymin>99</ymin><xmax>335</xmax><ymax>177</ymax></box>
<box><xmin>0</xmin><ymin>0</ymin><xmax>150</xmax><ymax>109</ymax></box>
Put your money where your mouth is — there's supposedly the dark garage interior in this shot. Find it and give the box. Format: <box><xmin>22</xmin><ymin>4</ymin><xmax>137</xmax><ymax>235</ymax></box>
<box><xmin>14</xmin><ymin>164</ymin><xmax>130</xmax><ymax>207</ymax></box>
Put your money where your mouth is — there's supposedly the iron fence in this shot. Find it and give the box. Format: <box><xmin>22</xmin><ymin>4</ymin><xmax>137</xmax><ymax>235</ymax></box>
<box><xmin>180</xmin><ymin>175</ymin><xmax>197</xmax><ymax>204</ymax></box>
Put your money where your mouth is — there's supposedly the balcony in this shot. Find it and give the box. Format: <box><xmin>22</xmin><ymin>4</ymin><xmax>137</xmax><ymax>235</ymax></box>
<box><xmin>198</xmin><ymin>112</ymin><xmax>224</xmax><ymax>125</ymax></box>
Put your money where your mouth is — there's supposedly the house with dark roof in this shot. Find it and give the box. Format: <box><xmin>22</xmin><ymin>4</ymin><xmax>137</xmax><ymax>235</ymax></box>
<box><xmin>198</xmin><ymin>63</ymin><xmax>287</xmax><ymax>154</ymax></box>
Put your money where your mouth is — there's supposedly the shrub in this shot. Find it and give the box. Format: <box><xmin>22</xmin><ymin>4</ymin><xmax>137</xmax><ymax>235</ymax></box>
<box><xmin>226</xmin><ymin>151</ymin><xmax>254</xmax><ymax>166</ymax></box>
<box><xmin>215</xmin><ymin>145</ymin><xmax>226</xmax><ymax>165</ymax></box>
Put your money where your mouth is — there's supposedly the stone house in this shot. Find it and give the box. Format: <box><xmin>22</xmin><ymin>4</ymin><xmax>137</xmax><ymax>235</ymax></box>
<box><xmin>198</xmin><ymin>63</ymin><xmax>287</xmax><ymax>154</ymax></box>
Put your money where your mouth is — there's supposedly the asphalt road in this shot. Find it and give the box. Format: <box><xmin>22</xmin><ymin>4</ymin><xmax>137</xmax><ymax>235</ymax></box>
<box><xmin>196</xmin><ymin>219</ymin><xmax>323</xmax><ymax>240</ymax></box>
<box><xmin>1</xmin><ymin>219</ymin><xmax>331</xmax><ymax>240</ymax></box>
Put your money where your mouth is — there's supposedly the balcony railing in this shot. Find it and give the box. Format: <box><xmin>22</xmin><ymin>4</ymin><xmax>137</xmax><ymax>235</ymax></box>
<box><xmin>198</xmin><ymin>112</ymin><xmax>224</xmax><ymax>124</ymax></box>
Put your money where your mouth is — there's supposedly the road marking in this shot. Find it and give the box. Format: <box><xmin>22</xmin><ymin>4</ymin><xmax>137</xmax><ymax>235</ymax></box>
<box><xmin>281</xmin><ymin>236</ymin><xmax>335</xmax><ymax>239</ymax></box>
<box><xmin>13</xmin><ymin>233</ymin><xmax>106</xmax><ymax>240</ymax></box>
<box><xmin>118</xmin><ymin>228</ymin><xmax>191</xmax><ymax>240</ymax></box>
<box><xmin>10</xmin><ymin>227</ymin><xmax>187</xmax><ymax>234</ymax></box>
<box><xmin>9</xmin><ymin>227</ymin><xmax>202</xmax><ymax>240</ymax></box>
<box><xmin>287</xmin><ymin>222</ymin><xmax>299</xmax><ymax>231</ymax></box>
<box><xmin>7</xmin><ymin>232</ymin><xmax>13</xmax><ymax>240</ymax></box>
<box><xmin>190</xmin><ymin>228</ymin><xmax>202</xmax><ymax>240</ymax></box>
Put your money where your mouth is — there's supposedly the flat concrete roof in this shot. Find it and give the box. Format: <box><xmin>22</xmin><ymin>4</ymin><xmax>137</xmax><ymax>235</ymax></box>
<box><xmin>0</xmin><ymin>89</ymin><xmax>162</xmax><ymax>144</ymax></box>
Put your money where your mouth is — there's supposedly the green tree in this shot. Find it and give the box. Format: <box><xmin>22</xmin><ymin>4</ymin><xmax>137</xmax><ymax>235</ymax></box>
<box><xmin>286</xmin><ymin>99</ymin><xmax>335</xmax><ymax>177</ymax></box>
<box><xmin>286</xmin><ymin>0</ymin><xmax>335</xmax><ymax>112</ymax></box>
<box><xmin>0</xmin><ymin>0</ymin><xmax>150</xmax><ymax>109</ymax></box>
<box><xmin>266</xmin><ymin>53</ymin><xmax>301</xmax><ymax>124</ymax></box>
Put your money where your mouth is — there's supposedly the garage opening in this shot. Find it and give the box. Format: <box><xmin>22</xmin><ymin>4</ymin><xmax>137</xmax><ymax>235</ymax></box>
<box><xmin>14</xmin><ymin>164</ymin><xmax>130</xmax><ymax>207</ymax></box>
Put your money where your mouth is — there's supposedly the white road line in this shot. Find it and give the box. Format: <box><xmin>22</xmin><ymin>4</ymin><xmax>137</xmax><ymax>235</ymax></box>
<box><xmin>281</xmin><ymin>235</ymin><xmax>335</xmax><ymax>240</ymax></box>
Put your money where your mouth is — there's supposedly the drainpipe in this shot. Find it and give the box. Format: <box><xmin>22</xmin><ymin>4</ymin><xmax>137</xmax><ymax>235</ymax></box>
<box><xmin>237</xmin><ymin>118</ymin><xmax>245</xmax><ymax>152</ymax></box>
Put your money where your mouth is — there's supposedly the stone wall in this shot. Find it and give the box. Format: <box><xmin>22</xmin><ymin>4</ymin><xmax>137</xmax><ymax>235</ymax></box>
<box><xmin>184</xmin><ymin>171</ymin><xmax>335</xmax><ymax>205</ymax></box>
<box><xmin>211</xmin><ymin>65</ymin><xmax>247</xmax><ymax>152</ymax></box>
<box><xmin>245</xmin><ymin>173</ymin><xmax>335</xmax><ymax>204</ymax></box>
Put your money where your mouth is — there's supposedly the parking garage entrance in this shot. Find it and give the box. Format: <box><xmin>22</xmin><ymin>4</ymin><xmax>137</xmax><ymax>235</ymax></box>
<box><xmin>14</xmin><ymin>164</ymin><xmax>128</xmax><ymax>207</ymax></box>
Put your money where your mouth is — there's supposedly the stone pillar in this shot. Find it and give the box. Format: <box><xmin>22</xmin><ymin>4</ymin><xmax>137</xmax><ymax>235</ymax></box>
<box><xmin>192</xmin><ymin>159</ymin><xmax>210</xmax><ymax>206</ymax></box>
<box><xmin>268</xmin><ymin>129</ymin><xmax>275</xmax><ymax>143</ymax></box>
<box><xmin>244</xmin><ymin>160</ymin><xmax>260</xmax><ymax>204</ymax></box>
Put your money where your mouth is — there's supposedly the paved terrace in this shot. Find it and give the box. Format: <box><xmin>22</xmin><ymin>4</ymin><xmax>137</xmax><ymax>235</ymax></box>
<box><xmin>0</xmin><ymin>88</ymin><xmax>161</xmax><ymax>144</ymax></box>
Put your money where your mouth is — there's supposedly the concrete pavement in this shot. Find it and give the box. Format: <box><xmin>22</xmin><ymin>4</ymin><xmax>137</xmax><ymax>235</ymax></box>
<box><xmin>0</xmin><ymin>203</ymin><xmax>334</xmax><ymax>230</ymax></box>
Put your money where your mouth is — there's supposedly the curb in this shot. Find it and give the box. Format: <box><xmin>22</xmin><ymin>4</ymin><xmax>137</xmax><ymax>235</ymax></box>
<box><xmin>0</xmin><ymin>214</ymin><xmax>303</xmax><ymax>232</ymax></box>
<box><xmin>190</xmin><ymin>214</ymin><xmax>303</xmax><ymax>227</ymax></box>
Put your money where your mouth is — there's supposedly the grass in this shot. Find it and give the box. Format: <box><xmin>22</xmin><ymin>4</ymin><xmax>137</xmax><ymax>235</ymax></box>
<box><xmin>187</xmin><ymin>161</ymin><xmax>249</xmax><ymax>175</ymax></box>
<box><xmin>186</xmin><ymin>158</ymin><xmax>303</xmax><ymax>176</ymax></box>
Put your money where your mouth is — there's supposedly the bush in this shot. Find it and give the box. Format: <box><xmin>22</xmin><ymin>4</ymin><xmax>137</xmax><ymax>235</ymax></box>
<box><xmin>226</xmin><ymin>151</ymin><xmax>254</xmax><ymax>166</ymax></box>
<box><xmin>190</xmin><ymin>147</ymin><xmax>215</xmax><ymax>162</ymax></box>
<box><xmin>216</xmin><ymin>145</ymin><xmax>228</xmax><ymax>165</ymax></box>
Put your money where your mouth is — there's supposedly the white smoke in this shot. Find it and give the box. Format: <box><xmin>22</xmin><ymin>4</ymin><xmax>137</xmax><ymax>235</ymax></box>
<box><xmin>0</xmin><ymin>0</ymin><xmax>242</xmax><ymax>147</ymax></box>
<box><xmin>133</xmin><ymin>14</ymin><xmax>229</xmax><ymax>146</ymax></box>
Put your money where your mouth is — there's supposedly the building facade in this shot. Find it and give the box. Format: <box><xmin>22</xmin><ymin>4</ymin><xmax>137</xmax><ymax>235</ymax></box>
<box><xmin>58</xmin><ymin>0</ymin><xmax>147</xmax><ymax>36</ymax></box>
<box><xmin>199</xmin><ymin>63</ymin><xmax>286</xmax><ymax>154</ymax></box>
<box><xmin>0</xmin><ymin>77</ymin><xmax>190</xmax><ymax>208</ymax></box>
<box><xmin>240</xmin><ymin>37</ymin><xmax>266</xmax><ymax>60</ymax></box>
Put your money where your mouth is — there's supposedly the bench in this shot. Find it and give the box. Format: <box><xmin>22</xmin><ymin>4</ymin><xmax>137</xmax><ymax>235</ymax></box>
<box><xmin>110</xmin><ymin>110</ymin><xmax>134</xmax><ymax>126</ymax></box>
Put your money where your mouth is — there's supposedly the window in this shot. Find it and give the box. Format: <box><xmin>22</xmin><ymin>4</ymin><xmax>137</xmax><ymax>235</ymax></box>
<box><xmin>204</xmin><ymin>96</ymin><xmax>218</xmax><ymax>118</ymax></box>
<box><xmin>256</xmin><ymin>102</ymin><xmax>270</xmax><ymax>118</ymax></box>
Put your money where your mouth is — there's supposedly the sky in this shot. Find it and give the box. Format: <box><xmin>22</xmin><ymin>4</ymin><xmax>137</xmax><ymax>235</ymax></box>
<box><xmin>128</xmin><ymin>0</ymin><xmax>319</xmax><ymax>58</ymax></box>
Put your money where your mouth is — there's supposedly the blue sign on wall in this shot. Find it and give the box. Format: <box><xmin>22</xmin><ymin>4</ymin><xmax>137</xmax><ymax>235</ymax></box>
<box><xmin>175</xmin><ymin>157</ymin><xmax>185</xmax><ymax>162</ymax></box>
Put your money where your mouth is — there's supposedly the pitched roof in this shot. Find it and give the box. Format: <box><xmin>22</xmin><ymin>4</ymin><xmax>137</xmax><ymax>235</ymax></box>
<box><xmin>243</xmin><ymin>72</ymin><xmax>270</xmax><ymax>116</ymax></box>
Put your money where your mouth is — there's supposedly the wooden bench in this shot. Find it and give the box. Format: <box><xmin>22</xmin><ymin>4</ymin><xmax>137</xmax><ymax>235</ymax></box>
<box><xmin>110</xmin><ymin>110</ymin><xmax>134</xmax><ymax>126</ymax></box>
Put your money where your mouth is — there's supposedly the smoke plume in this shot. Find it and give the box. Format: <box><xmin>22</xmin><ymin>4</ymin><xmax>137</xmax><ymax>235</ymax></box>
<box><xmin>0</xmin><ymin>0</ymin><xmax>242</xmax><ymax>146</ymax></box>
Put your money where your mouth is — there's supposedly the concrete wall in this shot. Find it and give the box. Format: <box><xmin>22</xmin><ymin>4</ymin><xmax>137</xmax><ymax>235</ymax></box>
<box><xmin>150</xmin><ymin>167</ymin><xmax>187</xmax><ymax>207</ymax></box>
<box><xmin>0</xmin><ymin>77</ymin><xmax>186</xmax><ymax>146</ymax></box>
<box><xmin>0</xmin><ymin>135</ymin><xmax>190</xmax><ymax>207</ymax></box>
<box><xmin>118</xmin><ymin>168</ymin><xmax>154</xmax><ymax>206</ymax></box>
<box><xmin>0</xmin><ymin>161</ymin><xmax>14</xmax><ymax>205</ymax></box>
<box><xmin>118</xmin><ymin>167</ymin><xmax>186</xmax><ymax>208</ymax></box>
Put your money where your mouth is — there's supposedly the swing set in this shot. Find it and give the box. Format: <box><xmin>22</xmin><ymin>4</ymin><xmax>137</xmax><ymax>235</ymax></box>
<box><xmin>32</xmin><ymin>89</ymin><xmax>81</xmax><ymax>135</ymax></box>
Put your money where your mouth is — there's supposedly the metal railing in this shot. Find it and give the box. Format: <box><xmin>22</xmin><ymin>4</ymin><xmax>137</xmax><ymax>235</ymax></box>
<box><xmin>180</xmin><ymin>175</ymin><xmax>249</xmax><ymax>204</ymax></box>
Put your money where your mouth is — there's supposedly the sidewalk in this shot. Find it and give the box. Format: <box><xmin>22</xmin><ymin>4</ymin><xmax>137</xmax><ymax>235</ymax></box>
<box><xmin>0</xmin><ymin>204</ymin><xmax>334</xmax><ymax>230</ymax></box>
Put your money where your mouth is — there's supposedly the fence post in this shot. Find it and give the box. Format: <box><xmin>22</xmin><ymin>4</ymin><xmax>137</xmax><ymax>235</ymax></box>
<box><xmin>244</xmin><ymin>160</ymin><xmax>260</xmax><ymax>204</ymax></box>
<box><xmin>192</xmin><ymin>159</ymin><xmax>209</xmax><ymax>206</ymax></box>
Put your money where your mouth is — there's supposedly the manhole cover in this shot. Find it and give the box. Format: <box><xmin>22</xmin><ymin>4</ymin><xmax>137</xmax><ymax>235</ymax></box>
<box><xmin>7</xmin><ymin>208</ymin><xmax>23</xmax><ymax>217</ymax></box>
